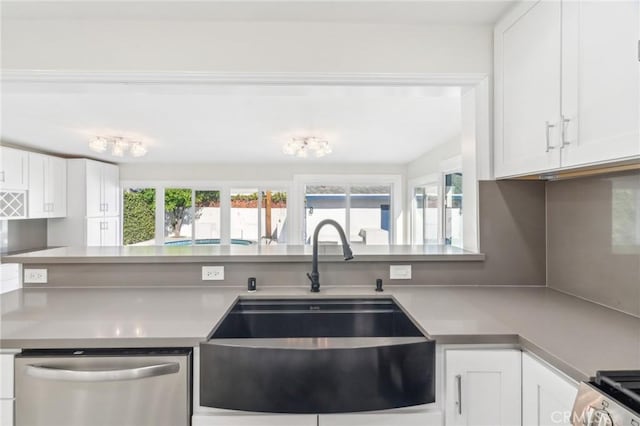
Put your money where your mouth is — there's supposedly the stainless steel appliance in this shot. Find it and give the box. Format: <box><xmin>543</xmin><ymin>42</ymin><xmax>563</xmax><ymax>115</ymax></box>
<box><xmin>571</xmin><ymin>371</ymin><xmax>640</xmax><ymax>426</ymax></box>
<box><xmin>15</xmin><ymin>348</ymin><xmax>191</xmax><ymax>426</ymax></box>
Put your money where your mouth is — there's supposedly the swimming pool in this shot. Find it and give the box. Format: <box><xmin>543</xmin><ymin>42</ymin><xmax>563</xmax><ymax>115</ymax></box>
<box><xmin>164</xmin><ymin>239</ymin><xmax>253</xmax><ymax>246</ymax></box>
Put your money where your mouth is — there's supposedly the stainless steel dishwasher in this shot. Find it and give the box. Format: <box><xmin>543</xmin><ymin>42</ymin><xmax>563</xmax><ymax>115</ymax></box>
<box><xmin>14</xmin><ymin>348</ymin><xmax>191</xmax><ymax>426</ymax></box>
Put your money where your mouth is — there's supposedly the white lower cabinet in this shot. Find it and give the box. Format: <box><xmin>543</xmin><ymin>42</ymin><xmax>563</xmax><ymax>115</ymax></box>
<box><xmin>86</xmin><ymin>217</ymin><xmax>120</xmax><ymax>246</ymax></box>
<box><xmin>522</xmin><ymin>353</ymin><xmax>578</xmax><ymax>426</ymax></box>
<box><xmin>319</xmin><ymin>407</ymin><xmax>442</xmax><ymax>426</ymax></box>
<box><xmin>1</xmin><ymin>352</ymin><xmax>16</xmax><ymax>426</ymax></box>
<box><xmin>1</xmin><ymin>399</ymin><xmax>13</xmax><ymax>426</ymax></box>
<box><xmin>445</xmin><ymin>349</ymin><xmax>521</xmax><ymax>426</ymax></box>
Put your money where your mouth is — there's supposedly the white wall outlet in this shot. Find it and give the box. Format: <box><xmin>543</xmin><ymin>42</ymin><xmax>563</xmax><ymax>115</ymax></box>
<box><xmin>389</xmin><ymin>264</ymin><xmax>412</xmax><ymax>280</ymax></box>
<box><xmin>24</xmin><ymin>268</ymin><xmax>47</xmax><ymax>284</ymax></box>
<box><xmin>202</xmin><ymin>266</ymin><xmax>224</xmax><ymax>281</ymax></box>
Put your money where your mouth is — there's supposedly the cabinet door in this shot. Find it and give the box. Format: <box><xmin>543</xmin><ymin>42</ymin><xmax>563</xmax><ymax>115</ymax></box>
<box><xmin>0</xmin><ymin>146</ymin><xmax>28</xmax><ymax>190</ymax></box>
<box><xmin>445</xmin><ymin>349</ymin><xmax>521</xmax><ymax>426</ymax></box>
<box><xmin>192</xmin><ymin>414</ymin><xmax>317</xmax><ymax>426</ymax></box>
<box><xmin>320</xmin><ymin>408</ymin><xmax>442</xmax><ymax>426</ymax></box>
<box><xmin>85</xmin><ymin>160</ymin><xmax>104</xmax><ymax>217</ymax></box>
<box><xmin>495</xmin><ymin>0</ymin><xmax>563</xmax><ymax>177</ymax></box>
<box><xmin>86</xmin><ymin>217</ymin><xmax>104</xmax><ymax>246</ymax></box>
<box><xmin>522</xmin><ymin>353</ymin><xmax>577</xmax><ymax>426</ymax></box>
<box><xmin>0</xmin><ymin>399</ymin><xmax>13</xmax><ymax>426</ymax></box>
<box><xmin>48</xmin><ymin>156</ymin><xmax>67</xmax><ymax>218</ymax></box>
<box><xmin>102</xmin><ymin>164</ymin><xmax>120</xmax><ymax>216</ymax></box>
<box><xmin>0</xmin><ymin>353</ymin><xmax>14</xmax><ymax>398</ymax></box>
<box><xmin>27</xmin><ymin>152</ymin><xmax>47</xmax><ymax>218</ymax></box>
<box><xmin>561</xmin><ymin>0</ymin><xmax>640</xmax><ymax>167</ymax></box>
<box><xmin>101</xmin><ymin>217</ymin><xmax>120</xmax><ymax>246</ymax></box>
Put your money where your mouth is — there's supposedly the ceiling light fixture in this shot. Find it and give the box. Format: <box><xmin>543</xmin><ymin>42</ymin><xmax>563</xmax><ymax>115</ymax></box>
<box><xmin>89</xmin><ymin>136</ymin><xmax>148</xmax><ymax>158</ymax></box>
<box><xmin>283</xmin><ymin>137</ymin><xmax>332</xmax><ymax>158</ymax></box>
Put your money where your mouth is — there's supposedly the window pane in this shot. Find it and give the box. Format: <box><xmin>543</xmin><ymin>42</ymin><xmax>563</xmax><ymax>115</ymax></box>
<box><xmin>164</xmin><ymin>188</ymin><xmax>193</xmax><ymax>245</ymax></box>
<box><xmin>195</xmin><ymin>190</ymin><xmax>221</xmax><ymax>244</ymax></box>
<box><xmin>123</xmin><ymin>188</ymin><xmax>156</xmax><ymax>246</ymax></box>
<box><xmin>350</xmin><ymin>185</ymin><xmax>391</xmax><ymax>245</ymax></box>
<box><xmin>304</xmin><ymin>185</ymin><xmax>346</xmax><ymax>244</ymax></box>
<box><xmin>425</xmin><ymin>184</ymin><xmax>439</xmax><ymax>244</ymax></box>
<box><xmin>412</xmin><ymin>187</ymin><xmax>425</xmax><ymax>245</ymax></box>
<box><xmin>231</xmin><ymin>189</ymin><xmax>258</xmax><ymax>244</ymax></box>
<box><xmin>261</xmin><ymin>190</ymin><xmax>287</xmax><ymax>244</ymax></box>
<box><xmin>444</xmin><ymin>173</ymin><xmax>463</xmax><ymax>247</ymax></box>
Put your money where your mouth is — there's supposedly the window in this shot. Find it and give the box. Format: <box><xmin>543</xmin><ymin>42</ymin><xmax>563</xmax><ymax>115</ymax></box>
<box><xmin>122</xmin><ymin>188</ymin><xmax>156</xmax><ymax>246</ymax></box>
<box><xmin>350</xmin><ymin>185</ymin><xmax>391</xmax><ymax>245</ymax></box>
<box><xmin>304</xmin><ymin>185</ymin><xmax>347</xmax><ymax>244</ymax></box>
<box><xmin>161</xmin><ymin>188</ymin><xmax>221</xmax><ymax>246</ymax></box>
<box><xmin>230</xmin><ymin>188</ymin><xmax>259</xmax><ymax>243</ymax></box>
<box><xmin>304</xmin><ymin>184</ymin><xmax>392</xmax><ymax>245</ymax></box>
<box><xmin>164</xmin><ymin>188</ymin><xmax>194</xmax><ymax>244</ymax></box>
<box><xmin>412</xmin><ymin>184</ymin><xmax>439</xmax><ymax>245</ymax></box>
<box><xmin>261</xmin><ymin>190</ymin><xmax>287</xmax><ymax>244</ymax></box>
<box><xmin>444</xmin><ymin>172</ymin><xmax>463</xmax><ymax>247</ymax></box>
<box><xmin>195</xmin><ymin>190</ymin><xmax>221</xmax><ymax>243</ymax></box>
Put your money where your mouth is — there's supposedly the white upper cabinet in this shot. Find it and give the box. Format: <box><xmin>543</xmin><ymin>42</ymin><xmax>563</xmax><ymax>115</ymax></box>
<box><xmin>445</xmin><ymin>349</ymin><xmax>521</xmax><ymax>426</ymax></box>
<box><xmin>495</xmin><ymin>0</ymin><xmax>640</xmax><ymax>178</ymax></box>
<box><xmin>0</xmin><ymin>146</ymin><xmax>28</xmax><ymax>190</ymax></box>
<box><xmin>561</xmin><ymin>0</ymin><xmax>640</xmax><ymax>167</ymax></box>
<box><xmin>522</xmin><ymin>353</ymin><xmax>578</xmax><ymax>426</ymax></box>
<box><xmin>27</xmin><ymin>152</ymin><xmax>67</xmax><ymax>218</ymax></box>
<box><xmin>496</xmin><ymin>0</ymin><xmax>563</xmax><ymax>177</ymax></box>
<box><xmin>86</xmin><ymin>159</ymin><xmax>120</xmax><ymax>218</ymax></box>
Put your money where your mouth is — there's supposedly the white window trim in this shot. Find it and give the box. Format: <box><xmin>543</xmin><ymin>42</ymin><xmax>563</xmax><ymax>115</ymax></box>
<box><xmin>292</xmin><ymin>174</ymin><xmax>403</xmax><ymax>245</ymax></box>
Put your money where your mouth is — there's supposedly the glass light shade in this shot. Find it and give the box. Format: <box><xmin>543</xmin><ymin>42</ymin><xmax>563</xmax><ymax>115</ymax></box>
<box><xmin>130</xmin><ymin>142</ymin><xmax>148</xmax><ymax>157</ymax></box>
<box><xmin>89</xmin><ymin>138</ymin><xmax>108</xmax><ymax>153</ymax></box>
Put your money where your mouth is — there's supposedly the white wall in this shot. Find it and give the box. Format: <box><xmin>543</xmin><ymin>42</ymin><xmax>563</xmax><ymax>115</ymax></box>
<box><xmin>1</xmin><ymin>20</ymin><xmax>492</xmax><ymax>74</ymax></box>
<box><xmin>407</xmin><ymin>135</ymin><xmax>461</xmax><ymax>179</ymax></box>
<box><xmin>120</xmin><ymin>162</ymin><xmax>407</xmax><ymax>182</ymax></box>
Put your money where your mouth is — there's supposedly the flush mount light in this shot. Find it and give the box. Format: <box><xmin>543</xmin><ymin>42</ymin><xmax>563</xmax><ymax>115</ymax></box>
<box><xmin>283</xmin><ymin>137</ymin><xmax>332</xmax><ymax>158</ymax></box>
<box><xmin>89</xmin><ymin>136</ymin><xmax>148</xmax><ymax>158</ymax></box>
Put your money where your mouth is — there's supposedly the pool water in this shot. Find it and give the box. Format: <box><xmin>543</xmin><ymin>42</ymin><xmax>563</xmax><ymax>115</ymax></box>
<box><xmin>164</xmin><ymin>239</ymin><xmax>253</xmax><ymax>246</ymax></box>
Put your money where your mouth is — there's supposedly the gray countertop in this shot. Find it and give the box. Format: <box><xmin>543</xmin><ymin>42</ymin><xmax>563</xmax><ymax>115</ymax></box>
<box><xmin>1</xmin><ymin>285</ymin><xmax>638</xmax><ymax>381</ymax></box>
<box><xmin>2</xmin><ymin>245</ymin><xmax>485</xmax><ymax>264</ymax></box>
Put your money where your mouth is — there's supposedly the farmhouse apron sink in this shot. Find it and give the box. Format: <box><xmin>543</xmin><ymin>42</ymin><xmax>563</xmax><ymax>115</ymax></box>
<box><xmin>200</xmin><ymin>298</ymin><xmax>436</xmax><ymax>414</ymax></box>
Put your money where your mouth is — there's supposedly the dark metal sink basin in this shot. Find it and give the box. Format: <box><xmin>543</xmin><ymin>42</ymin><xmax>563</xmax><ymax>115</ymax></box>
<box><xmin>200</xmin><ymin>298</ymin><xmax>435</xmax><ymax>414</ymax></box>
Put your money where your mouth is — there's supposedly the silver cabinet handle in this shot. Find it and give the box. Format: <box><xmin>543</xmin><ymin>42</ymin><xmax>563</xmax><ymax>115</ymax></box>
<box><xmin>560</xmin><ymin>115</ymin><xmax>571</xmax><ymax>148</ymax></box>
<box><xmin>0</xmin><ymin>171</ymin><xmax>5</xmax><ymax>182</ymax></box>
<box><xmin>455</xmin><ymin>374</ymin><xmax>462</xmax><ymax>415</ymax></box>
<box><xmin>545</xmin><ymin>121</ymin><xmax>556</xmax><ymax>152</ymax></box>
<box><xmin>25</xmin><ymin>362</ymin><xmax>179</xmax><ymax>382</ymax></box>
<box><xmin>100</xmin><ymin>221</ymin><xmax>108</xmax><ymax>230</ymax></box>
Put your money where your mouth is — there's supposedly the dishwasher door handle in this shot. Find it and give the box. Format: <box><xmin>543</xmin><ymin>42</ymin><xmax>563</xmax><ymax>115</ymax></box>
<box><xmin>25</xmin><ymin>362</ymin><xmax>180</xmax><ymax>382</ymax></box>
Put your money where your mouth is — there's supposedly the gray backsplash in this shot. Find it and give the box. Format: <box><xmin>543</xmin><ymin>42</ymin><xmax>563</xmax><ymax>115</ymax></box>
<box><xmin>547</xmin><ymin>171</ymin><xmax>640</xmax><ymax>318</ymax></box>
<box><xmin>24</xmin><ymin>180</ymin><xmax>548</xmax><ymax>287</ymax></box>
<box><xmin>0</xmin><ymin>219</ymin><xmax>48</xmax><ymax>255</ymax></box>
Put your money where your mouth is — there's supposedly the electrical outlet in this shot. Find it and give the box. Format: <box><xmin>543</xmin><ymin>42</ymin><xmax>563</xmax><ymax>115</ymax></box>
<box><xmin>202</xmin><ymin>266</ymin><xmax>224</xmax><ymax>281</ymax></box>
<box><xmin>389</xmin><ymin>265</ymin><xmax>412</xmax><ymax>280</ymax></box>
<box><xmin>24</xmin><ymin>268</ymin><xmax>48</xmax><ymax>284</ymax></box>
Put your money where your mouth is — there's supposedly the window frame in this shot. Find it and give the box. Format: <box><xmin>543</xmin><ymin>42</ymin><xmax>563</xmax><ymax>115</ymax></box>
<box><xmin>293</xmin><ymin>174</ymin><xmax>403</xmax><ymax>245</ymax></box>
<box><xmin>121</xmin><ymin>180</ymin><xmax>291</xmax><ymax>246</ymax></box>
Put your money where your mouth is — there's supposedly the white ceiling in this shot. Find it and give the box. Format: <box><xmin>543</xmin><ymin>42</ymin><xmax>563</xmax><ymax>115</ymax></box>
<box><xmin>2</xmin><ymin>1</ymin><xmax>515</xmax><ymax>25</ymax></box>
<box><xmin>1</xmin><ymin>82</ymin><xmax>462</xmax><ymax>164</ymax></box>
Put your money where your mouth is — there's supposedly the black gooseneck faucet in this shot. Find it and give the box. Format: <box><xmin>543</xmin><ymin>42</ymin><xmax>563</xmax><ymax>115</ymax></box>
<box><xmin>307</xmin><ymin>219</ymin><xmax>354</xmax><ymax>293</ymax></box>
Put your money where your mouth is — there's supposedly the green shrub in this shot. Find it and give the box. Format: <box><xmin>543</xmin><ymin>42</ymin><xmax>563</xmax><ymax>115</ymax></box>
<box><xmin>123</xmin><ymin>191</ymin><xmax>155</xmax><ymax>245</ymax></box>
